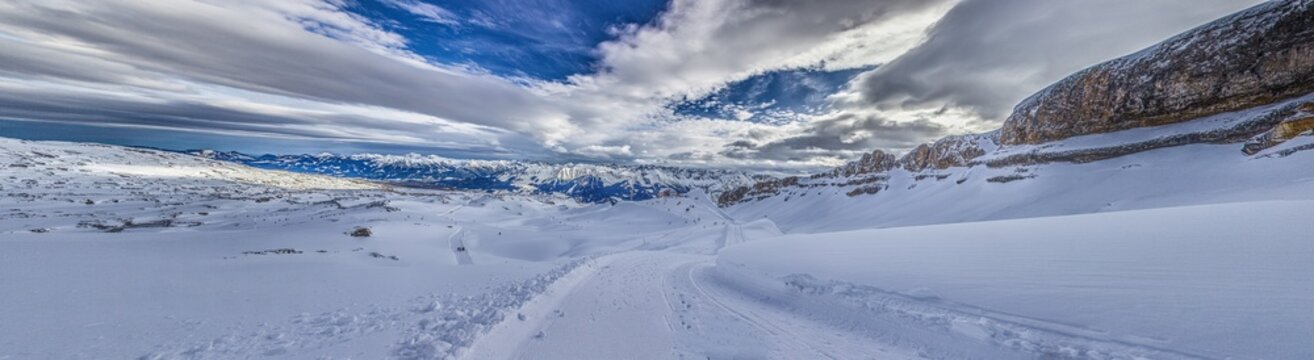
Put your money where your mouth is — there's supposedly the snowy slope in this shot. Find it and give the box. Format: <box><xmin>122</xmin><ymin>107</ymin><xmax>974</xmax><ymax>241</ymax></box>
<box><xmin>727</xmin><ymin>126</ymin><xmax>1314</xmax><ymax>233</ymax></box>
<box><xmin>719</xmin><ymin>200</ymin><xmax>1314</xmax><ymax>359</ymax></box>
<box><xmin>0</xmin><ymin>137</ymin><xmax>737</xmax><ymax>359</ymax></box>
<box><xmin>4</xmin><ymin>129</ymin><xmax>1313</xmax><ymax>359</ymax></box>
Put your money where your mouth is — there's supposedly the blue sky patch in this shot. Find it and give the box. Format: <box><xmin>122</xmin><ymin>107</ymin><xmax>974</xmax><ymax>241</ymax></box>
<box><xmin>671</xmin><ymin>66</ymin><xmax>873</xmax><ymax>124</ymax></box>
<box><xmin>351</xmin><ymin>0</ymin><xmax>669</xmax><ymax>80</ymax></box>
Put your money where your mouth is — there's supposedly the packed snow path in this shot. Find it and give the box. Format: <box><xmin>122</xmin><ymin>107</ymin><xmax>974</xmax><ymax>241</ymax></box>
<box><xmin>458</xmin><ymin>217</ymin><xmax>1240</xmax><ymax>360</ymax></box>
<box><xmin>448</xmin><ymin>228</ymin><xmax>475</xmax><ymax>265</ymax></box>
<box><xmin>463</xmin><ymin>251</ymin><xmax>921</xmax><ymax>360</ymax></box>
<box><xmin>461</xmin><ymin>221</ymin><xmax>995</xmax><ymax>360</ymax></box>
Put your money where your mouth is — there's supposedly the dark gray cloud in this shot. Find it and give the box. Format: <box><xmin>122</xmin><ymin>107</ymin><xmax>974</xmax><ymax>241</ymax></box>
<box><xmin>0</xmin><ymin>83</ymin><xmax>533</xmax><ymax>155</ymax></box>
<box><xmin>721</xmin><ymin>113</ymin><xmax>946</xmax><ymax>162</ymax></box>
<box><xmin>856</xmin><ymin>0</ymin><xmax>1264</xmax><ymax>122</ymax></box>
<box><xmin>0</xmin><ymin>1</ymin><xmax>557</xmax><ymax>134</ymax></box>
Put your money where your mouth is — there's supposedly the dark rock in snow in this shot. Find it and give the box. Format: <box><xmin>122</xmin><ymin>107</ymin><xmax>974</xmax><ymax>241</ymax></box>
<box><xmin>349</xmin><ymin>227</ymin><xmax>372</xmax><ymax>237</ymax></box>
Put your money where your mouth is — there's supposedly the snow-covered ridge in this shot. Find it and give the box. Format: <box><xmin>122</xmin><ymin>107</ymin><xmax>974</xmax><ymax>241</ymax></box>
<box><xmin>2</xmin><ymin>138</ymin><xmax>376</xmax><ymax>191</ymax></box>
<box><xmin>189</xmin><ymin>150</ymin><xmax>764</xmax><ymax>203</ymax></box>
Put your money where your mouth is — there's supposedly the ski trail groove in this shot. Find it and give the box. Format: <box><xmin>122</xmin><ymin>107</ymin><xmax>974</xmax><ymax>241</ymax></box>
<box><xmin>448</xmin><ymin>228</ymin><xmax>474</xmax><ymax>265</ymax></box>
<box><xmin>682</xmin><ymin>262</ymin><xmax>843</xmax><ymax>359</ymax></box>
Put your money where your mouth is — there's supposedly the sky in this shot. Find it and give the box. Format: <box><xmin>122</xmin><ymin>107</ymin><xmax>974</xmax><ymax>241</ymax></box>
<box><xmin>0</xmin><ymin>0</ymin><xmax>1264</xmax><ymax>172</ymax></box>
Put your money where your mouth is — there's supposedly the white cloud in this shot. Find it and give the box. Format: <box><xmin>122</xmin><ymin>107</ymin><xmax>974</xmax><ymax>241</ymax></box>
<box><xmin>377</xmin><ymin>0</ymin><xmax>460</xmax><ymax>25</ymax></box>
<box><xmin>0</xmin><ymin>0</ymin><xmax>1271</xmax><ymax>171</ymax></box>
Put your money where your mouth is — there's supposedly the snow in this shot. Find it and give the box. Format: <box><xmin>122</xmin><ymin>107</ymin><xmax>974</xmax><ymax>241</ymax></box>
<box><xmin>988</xmin><ymin>91</ymin><xmax>1314</xmax><ymax>161</ymax></box>
<box><xmin>3</xmin><ymin>133</ymin><xmax>1313</xmax><ymax>359</ymax></box>
<box><xmin>729</xmin><ymin>140</ymin><xmax>1314</xmax><ymax>233</ymax></box>
<box><xmin>719</xmin><ymin>200</ymin><xmax>1314</xmax><ymax>359</ymax></box>
<box><xmin>0</xmin><ymin>138</ymin><xmax>712</xmax><ymax>358</ymax></box>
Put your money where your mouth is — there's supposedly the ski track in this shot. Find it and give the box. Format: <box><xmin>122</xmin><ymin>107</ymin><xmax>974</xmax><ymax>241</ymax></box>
<box><xmin>462</xmin><ymin>222</ymin><xmax>927</xmax><ymax>360</ymax></box>
<box><xmin>455</xmin><ymin>220</ymin><xmax>1209</xmax><ymax>360</ymax></box>
<box><xmin>448</xmin><ymin>228</ymin><xmax>475</xmax><ymax>265</ymax></box>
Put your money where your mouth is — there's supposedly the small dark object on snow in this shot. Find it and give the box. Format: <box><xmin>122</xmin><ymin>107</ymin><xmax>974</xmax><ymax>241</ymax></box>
<box><xmin>242</xmin><ymin>248</ymin><xmax>302</xmax><ymax>255</ymax></box>
<box><xmin>456</xmin><ymin>246</ymin><xmax>466</xmax><ymax>252</ymax></box>
<box><xmin>348</xmin><ymin>227</ymin><xmax>372</xmax><ymax>237</ymax></box>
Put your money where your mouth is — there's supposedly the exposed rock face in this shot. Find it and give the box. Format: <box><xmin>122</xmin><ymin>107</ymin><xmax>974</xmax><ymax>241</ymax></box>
<box><xmin>989</xmin><ymin>98</ymin><xmax>1310</xmax><ymax>167</ymax></box>
<box><xmin>348</xmin><ymin>227</ymin><xmax>372</xmax><ymax>237</ymax></box>
<box><xmin>897</xmin><ymin>133</ymin><xmax>997</xmax><ymax>172</ymax></box>
<box><xmin>717</xmin><ymin>132</ymin><xmax>1000</xmax><ymax>206</ymax></box>
<box><xmin>717</xmin><ymin>176</ymin><xmax>800</xmax><ymax>207</ymax></box>
<box><xmin>1244</xmin><ymin>102</ymin><xmax>1314</xmax><ymax>154</ymax></box>
<box><xmin>718</xmin><ymin>1</ymin><xmax>1314</xmax><ymax>208</ymax></box>
<box><xmin>823</xmin><ymin>150</ymin><xmax>898</xmax><ymax>178</ymax></box>
<box><xmin>999</xmin><ymin>0</ymin><xmax>1314</xmax><ymax>145</ymax></box>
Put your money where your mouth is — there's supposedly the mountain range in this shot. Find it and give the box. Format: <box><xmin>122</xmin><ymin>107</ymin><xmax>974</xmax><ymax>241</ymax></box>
<box><xmin>186</xmin><ymin>150</ymin><xmax>763</xmax><ymax>203</ymax></box>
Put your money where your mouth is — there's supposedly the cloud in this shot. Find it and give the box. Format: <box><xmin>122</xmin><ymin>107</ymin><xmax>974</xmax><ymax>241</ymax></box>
<box><xmin>581</xmin><ymin>0</ymin><xmax>953</xmax><ymax>101</ymax></box>
<box><xmin>0</xmin><ymin>1</ymin><xmax>561</xmax><ymax>143</ymax></box>
<box><xmin>0</xmin><ymin>78</ymin><xmax>529</xmax><ymax>154</ymax></box>
<box><xmin>377</xmin><ymin>0</ymin><xmax>460</xmax><ymax>25</ymax></box>
<box><xmin>720</xmin><ymin>113</ymin><xmax>947</xmax><ymax>162</ymax></box>
<box><xmin>853</xmin><ymin>0</ymin><xmax>1265</xmax><ymax>122</ymax></box>
<box><xmin>0</xmin><ymin>0</ymin><xmax>1270</xmax><ymax>172</ymax></box>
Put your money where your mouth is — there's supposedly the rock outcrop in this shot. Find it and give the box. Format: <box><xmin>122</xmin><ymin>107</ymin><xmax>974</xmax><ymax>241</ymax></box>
<box><xmin>717</xmin><ymin>176</ymin><xmax>801</xmax><ymax>207</ymax></box>
<box><xmin>822</xmin><ymin>150</ymin><xmax>898</xmax><ymax>178</ymax></box>
<box><xmin>1244</xmin><ymin>101</ymin><xmax>1314</xmax><ymax>154</ymax></box>
<box><xmin>897</xmin><ymin>133</ymin><xmax>996</xmax><ymax>172</ymax></box>
<box><xmin>999</xmin><ymin>0</ymin><xmax>1314</xmax><ymax>145</ymax></box>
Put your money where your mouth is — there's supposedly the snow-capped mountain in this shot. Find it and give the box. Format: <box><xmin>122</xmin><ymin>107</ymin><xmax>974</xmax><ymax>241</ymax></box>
<box><xmin>187</xmin><ymin>150</ymin><xmax>764</xmax><ymax>203</ymax></box>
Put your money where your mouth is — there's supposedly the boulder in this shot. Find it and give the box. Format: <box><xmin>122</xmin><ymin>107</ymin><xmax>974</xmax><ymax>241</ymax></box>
<box><xmin>348</xmin><ymin>227</ymin><xmax>372</xmax><ymax>237</ymax></box>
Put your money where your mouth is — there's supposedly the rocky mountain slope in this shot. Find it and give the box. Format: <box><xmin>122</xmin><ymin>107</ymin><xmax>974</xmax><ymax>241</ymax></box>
<box><xmin>188</xmin><ymin>151</ymin><xmax>762</xmax><ymax>203</ymax></box>
<box><xmin>1000</xmin><ymin>0</ymin><xmax>1314</xmax><ymax>146</ymax></box>
<box><xmin>721</xmin><ymin>0</ymin><xmax>1314</xmax><ymax>207</ymax></box>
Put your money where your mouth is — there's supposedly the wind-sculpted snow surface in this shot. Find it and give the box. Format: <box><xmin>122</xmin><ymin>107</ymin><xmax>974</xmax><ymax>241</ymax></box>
<box><xmin>190</xmin><ymin>150</ymin><xmax>761</xmax><ymax>203</ymax></box>
<box><xmin>720</xmin><ymin>201</ymin><xmax>1314</xmax><ymax>359</ymax></box>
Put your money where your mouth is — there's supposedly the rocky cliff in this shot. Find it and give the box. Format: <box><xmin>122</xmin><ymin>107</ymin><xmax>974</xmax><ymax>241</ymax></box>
<box><xmin>999</xmin><ymin>0</ymin><xmax>1314</xmax><ymax>145</ymax></box>
<box><xmin>898</xmin><ymin>133</ymin><xmax>997</xmax><ymax>172</ymax></box>
<box><xmin>720</xmin><ymin>0</ymin><xmax>1314</xmax><ymax>207</ymax></box>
